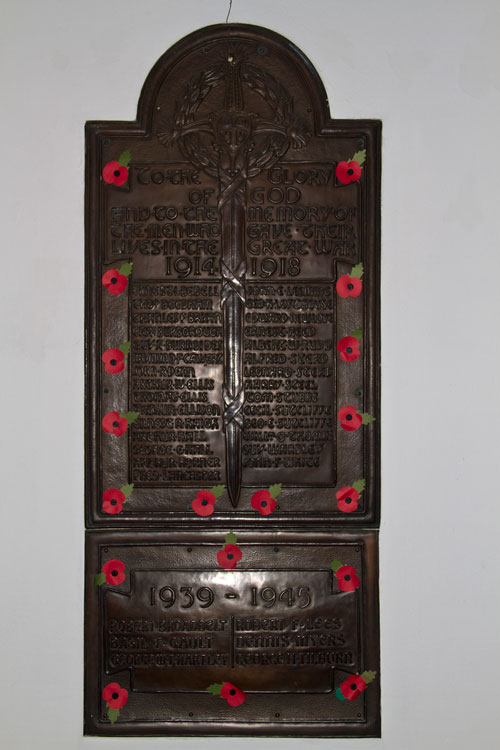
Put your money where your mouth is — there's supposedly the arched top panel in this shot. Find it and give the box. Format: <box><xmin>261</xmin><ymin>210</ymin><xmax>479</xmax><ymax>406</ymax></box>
<box><xmin>137</xmin><ymin>24</ymin><xmax>332</xmax><ymax>136</ymax></box>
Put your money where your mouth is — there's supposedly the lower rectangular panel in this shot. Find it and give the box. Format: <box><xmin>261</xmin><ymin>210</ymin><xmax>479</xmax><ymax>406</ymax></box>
<box><xmin>85</xmin><ymin>530</ymin><xmax>380</xmax><ymax>736</ymax></box>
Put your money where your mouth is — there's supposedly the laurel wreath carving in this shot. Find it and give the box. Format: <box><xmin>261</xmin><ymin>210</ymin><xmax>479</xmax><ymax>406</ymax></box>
<box><xmin>157</xmin><ymin>59</ymin><xmax>309</xmax><ymax>178</ymax></box>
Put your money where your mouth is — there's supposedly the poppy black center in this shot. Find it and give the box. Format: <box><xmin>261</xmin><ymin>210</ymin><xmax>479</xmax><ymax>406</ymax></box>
<box><xmin>261</xmin><ymin>500</ymin><xmax>267</xmax><ymax>507</ymax></box>
<box><xmin>201</xmin><ymin>499</ymin><xmax>208</xmax><ymax>506</ymax></box>
<box><xmin>111</xmin><ymin>277</ymin><xmax>117</xmax><ymax>284</ymax></box>
<box><xmin>345</xmin><ymin>497</ymin><xmax>352</xmax><ymax>504</ymax></box>
<box><xmin>114</xmin><ymin>170</ymin><xmax>121</xmax><ymax>177</ymax></box>
<box><xmin>346</xmin><ymin>347</ymin><xmax>352</xmax><ymax>353</ymax></box>
<box><xmin>347</xmin><ymin>283</ymin><xmax>354</xmax><ymax>290</ymax></box>
<box><xmin>111</xmin><ymin>570</ymin><xmax>118</xmax><ymax>577</ymax></box>
<box><xmin>346</xmin><ymin>414</ymin><xmax>352</xmax><ymax>421</ymax></box>
<box><xmin>227</xmin><ymin>553</ymin><xmax>234</xmax><ymax>560</ymax></box>
<box><xmin>344</xmin><ymin>574</ymin><xmax>351</xmax><ymax>581</ymax></box>
<box><xmin>229</xmin><ymin>689</ymin><xmax>236</xmax><ymax>696</ymax></box>
<box><xmin>347</xmin><ymin>168</ymin><xmax>354</xmax><ymax>176</ymax></box>
<box><xmin>110</xmin><ymin>499</ymin><xmax>117</xmax><ymax>506</ymax></box>
<box><xmin>350</xmin><ymin>683</ymin><xmax>357</xmax><ymax>691</ymax></box>
<box><xmin>112</xmin><ymin>421</ymin><xmax>119</xmax><ymax>428</ymax></box>
<box><xmin>110</xmin><ymin>359</ymin><xmax>116</xmax><ymax>366</ymax></box>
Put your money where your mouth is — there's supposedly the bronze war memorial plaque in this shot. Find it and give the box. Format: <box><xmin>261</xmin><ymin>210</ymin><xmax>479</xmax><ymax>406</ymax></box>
<box><xmin>85</xmin><ymin>530</ymin><xmax>379</xmax><ymax>736</ymax></box>
<box><xmin>85</xmin><ymin>24</ymin><xmax>381</xmax><ymax>737</ymax></box>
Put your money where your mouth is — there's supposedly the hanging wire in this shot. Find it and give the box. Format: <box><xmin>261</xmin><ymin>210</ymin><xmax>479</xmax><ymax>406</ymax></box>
<box><xmin>225</xmin><ymin>0</ymin><xmax>233</xmax><ymax>23</ymax></box>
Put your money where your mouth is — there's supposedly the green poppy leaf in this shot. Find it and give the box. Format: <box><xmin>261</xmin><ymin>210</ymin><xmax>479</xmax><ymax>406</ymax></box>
<box><xmin>350</xmin><ymin>262</ymin><xmax>364</xmax><ymax>279</ymax></box>
<box><xmin>118</xmin><ymin>262</ymin><xmax>133</xmax><ymax>277</ymax></box>
<box><xmin>206</xmin><ymin>682</ymin><xmax>224</xmax><ymax>695</ymax></box>
<box><xmin>269</xmin><ymin>483</ymin><xmax>282</xmax><ymax>499</ymax></box>
<box><xmin>107</xmin><ymin>708</ymin><xmax>120</xmax><ymax>724</ymax></box>
<box><xmin>351</xmin><ymin>149</ymin><xmax>366</xmax><ymax>166</ymax></box>
<box><xmin>352</xmin><ymin>479</ymin><xmax>366</xmax><ymax>493</ymax></box>
<box><xmin>118</xmin><ymin>149</ymin><xmax>131</xmax><ymax>167</ymax></box>
<box><xmin>120</xmin><ymin>411</ymin><xmax>140</xmax><ymax>424</ymax></box>
<box><xmin>210</xmin><ymin>484</ymin><xmax>226</xmax><ymax>499</ymax></box>
<box><xmin>330</xmin><ymin>560</ymin><xmax>343</xmax><ymax>572</ymax></box>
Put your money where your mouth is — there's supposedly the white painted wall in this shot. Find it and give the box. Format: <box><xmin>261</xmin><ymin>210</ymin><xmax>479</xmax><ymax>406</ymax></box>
<box><xmin>1</xmin><ymin>0</ymin><xmax>499</xmax><ymax>747</ymax></box>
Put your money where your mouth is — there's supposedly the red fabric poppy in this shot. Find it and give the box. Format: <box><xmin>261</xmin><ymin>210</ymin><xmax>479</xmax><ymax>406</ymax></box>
<box><xmin>336</xmin><ymin>564</ymin><xmax>360</xmax><ymax>592</ymax></box>
<box><xmin>102</xmin><ymin>348</ymin><xmax>125</xmax><ymax>374</ymax></box>
<box><xmin>336</xmin><ymin>486</ymin><xmax>360</xmax><ymax>513</ymax></box>
<box><xmin>102</xmin><ymin>682</ymin><xmax>129</xmax><ymax>709</ymax></box>
<box><xmin>102</xmin><ymin>269</ymin><xmax>128</xmax><ymax>295</ymax></box>
<box><xmin>217</xmin><ymin>544</ymin><xmax>242</xmax><ymax>570</ymax></box>
<box><xmin>336</xmin><ymin>274</ymin><xmax>362</xmax><ymax>298</ymax></box>
<box><xmin>102</xmin><ymin>559</ymin><xmax>126</xmax><ymax>585</ymax></box>
<box><xmin>340</xmin><ymin>674</ymin><xmax>366</xmax><ymax>700</ymax></box>
<box><xmin>102</xmin><ymin>161</ymin><xmax>129</xmax><ymax>186</ymax></box>
<box><xmin>337</xmin><ymin>336</ymin><xmax>360</xmax><ymax>362</ymax></box>
<box><xmin>102</xmin><ymin>488</ymin><xmax>125</xmax><ymax>515</ymax></box>
<box><xmin>221</xmin><ymin>682</ymin><xmax>246</xmax><ymax>706</ymax></box>
<box><xmin>338</xmin><ymin>405</ymin><xmax>362</xmax><ymax>431</ymax></box>
<box><xmin>336</xmin><ymin>160</ymin><xmax>362</xmax><ymax>185</ymax></box>
<box><xmin>251</xmin><ymin>489</ymin><xmax>277</xmax><ymax>516</ymax></box>
<box><xmin>102</xmin><ymin>411</ymin><xmax>128</xmax><ymax>436</ymax></box>
<box><xmin>192</xmin><ymin>490</ymin><xmax>217</xmax><ymax>517</ymax></box>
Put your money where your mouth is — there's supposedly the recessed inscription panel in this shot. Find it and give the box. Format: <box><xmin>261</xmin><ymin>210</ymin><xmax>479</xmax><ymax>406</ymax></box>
<box><xmin>129</xmin><ymin>281</ymin><xmax>224</xmax><ymax>487</ymax></box>
<box><xmin>86</xmin><ymin>530</ymin><xmax>379</xmax><ymax>736</ymax></box>
<box><xmin>105</xmin><ymin>569</ymin><xmax>358</xmax><ymax>691</ymax></box>
<box><xmin>243</xmin><ymin>282</ymin><xmax>336</xmax><ymax>486</ymax></box>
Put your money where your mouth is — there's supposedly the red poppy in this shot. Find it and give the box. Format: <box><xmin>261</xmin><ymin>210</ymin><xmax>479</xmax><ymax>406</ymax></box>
<box><xmin>251</xmin><ymin>489</ymin><xmax>277</xmax><ymax>516</ymax></box>
<box><xmin>338</xmin><ymin>405</ymin><xmax>362</xmax><ymax>431</ymax></box>
<box><xmin>102</xmin><ymin>348</ymin><xmax>125</xmax><ymax>374</ymax></box>
<box><xmin>102</xmin><ymin>269</ymin><xmax>128</xmax><ymax>295</ymax></box>
<box><xmin>221</xmin><ymin>682</ymin><xmax>246</xmax><ymax>706</ymax></box>
<box><xmin>192</xmin><ymin>490</ymin><xmax>217</xmax><ymax>517</ymax></box>
<box><xmin>102</xmin><ymin>488</ymin><xmax>125</xmax><ymax>515</ymax></box>
<box><xmin>336</xmin><ymin>564</ymin><xmax>359</xmax><ymax>592</ymax></box>
<box><xmin>102</xmin><ymin>682</ymin><xmax>129</xmax><ymax>709</ymax></box>
<box><xmin>336</xmin><ymin>486</ymin><xmax>360</xmax><ymax>513</ymax></box>
<box><xmin>217</xmin><ymin>544</ymin><xmax>242</xmax><ymax>570</ymax></box>
<box><xmin>102</xmin><ymin>559</ymin><xmax>126</xmax><ymax>585</ymax></box>
<box><xmin>340</xmin><ymin>674</ymin><xmax>366</xmax><ymax>700</ymax></box>
<box><xmin>102</xmin><ymin>411</ymin><xmax>128</xmax><ymax>436</ymax></box>
<box><xmin>336</xmin><ymin>160</ymin><xmax>362</xmax><ymax>185</ymax></box>
<box><xmin>337</xmin><ymin>335</ymin><xmax>360</xmax><ymax>362</ymax></box>
<box><xmin>102</xmin><ymin>161</ymin><xmax>129</xmax><ymax>186</ymax></box>
<box><xmin>336</xmin><ymin>274</ymin><xmax>362</xmax><ymax>298</ymax></box>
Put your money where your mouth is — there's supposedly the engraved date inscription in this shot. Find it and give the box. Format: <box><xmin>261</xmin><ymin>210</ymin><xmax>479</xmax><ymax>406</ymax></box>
<box><xmin>149</xmin><ymin>584</ymin><xmax>312</xmax><ymax>609</ymax></box>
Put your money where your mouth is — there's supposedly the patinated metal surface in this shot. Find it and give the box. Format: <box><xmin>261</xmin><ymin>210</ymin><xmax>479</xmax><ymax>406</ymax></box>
<box><xmin>85</xmin><ymin>530</ymin><xmax>379</xmax><ymax>736</ymax></box>
<box><xmin>85</xmin><ymin>23</ymin><xmax>381</xmax><ymax>736</ymax></box>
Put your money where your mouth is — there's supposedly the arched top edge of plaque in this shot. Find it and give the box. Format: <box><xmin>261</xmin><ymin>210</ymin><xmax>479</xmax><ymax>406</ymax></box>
<box><xmin>137</xmin><ymin>24</ymin><xmax>332</xmax><ymax>131</ymax></box>
<box><xmin>86</xmin><ymin>24</ymin><xmax>380</xmax><ymax>138</ymax></box>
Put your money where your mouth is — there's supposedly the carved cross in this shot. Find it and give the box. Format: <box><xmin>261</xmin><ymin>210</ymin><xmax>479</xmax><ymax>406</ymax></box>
<box><xmin>159</xmin><ymin>51</ymin><xmax>308</xmax><ymax>506</ymax></box>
